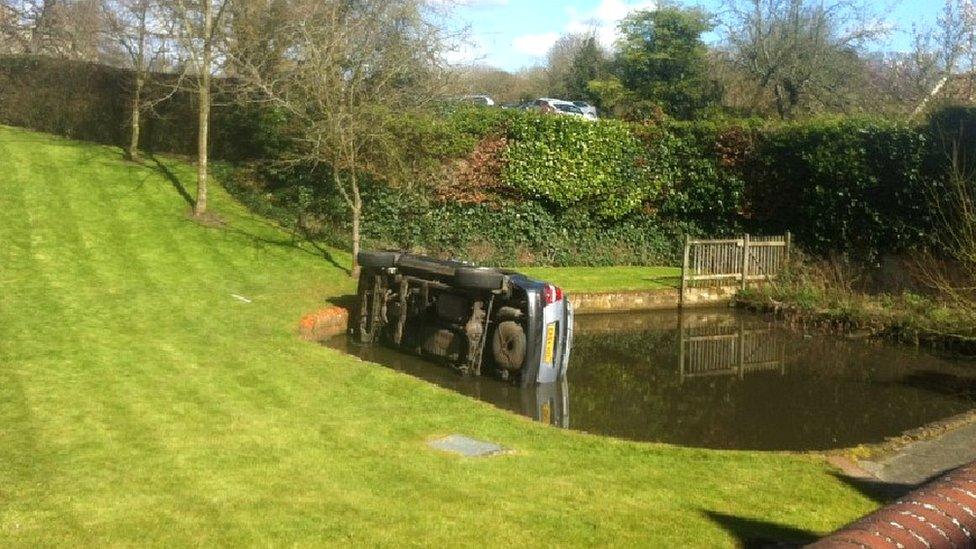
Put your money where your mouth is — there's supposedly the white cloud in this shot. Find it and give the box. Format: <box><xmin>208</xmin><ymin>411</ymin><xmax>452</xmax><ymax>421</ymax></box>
<box><xmin>566</xmin><ymin>0</ymin><xmax>657</xmax><ymax>49</ymax></box>
<box><xmin>512</xmin><ymin>32</ymin><xmax>561</xmax><ymax>57</ymax></box>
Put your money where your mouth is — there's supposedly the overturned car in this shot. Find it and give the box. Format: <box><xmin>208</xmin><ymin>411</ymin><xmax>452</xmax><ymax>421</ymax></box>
<box><xmin>353</xmin><ymin>251</ymin><xmax>573</xmax><ymax>386</ymax></box>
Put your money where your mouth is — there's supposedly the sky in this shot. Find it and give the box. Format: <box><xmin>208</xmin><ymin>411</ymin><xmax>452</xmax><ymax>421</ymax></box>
<box><xmin>443</xmin><ymin>0</ymin><xmax>947</xmax><ymax>71</ymax></box>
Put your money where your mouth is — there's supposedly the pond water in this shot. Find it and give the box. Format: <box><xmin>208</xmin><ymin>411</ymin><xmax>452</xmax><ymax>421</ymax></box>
<box><xmin>326</xmin><ymin>309</ymin><xmax>976</xmax><ymax>451</ymax></box>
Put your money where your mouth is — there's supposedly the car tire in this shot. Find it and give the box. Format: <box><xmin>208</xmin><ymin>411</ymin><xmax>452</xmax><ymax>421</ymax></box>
<box><xmin>355</xmin><ymin>272</ymin><xmax>387</xmax><ymax>344</ymax></box>
<box><xmin>455</xmin><ymin>267</ymin><xmax>505</xmax><ymax>290</ymax></box>
<box><xmin>397</xmin><ymin>254</ymin><xmax>457</xmax><ymax>277</ymax></box>
<box><xmin>357</xmin><ymin>251</ymin><xmax>398</xmax><ymax>269</ymax></box>
<box><xmin>492</xmin><ymin>321</ymin><xmax>526</xmax><ymax>371</ymax></box>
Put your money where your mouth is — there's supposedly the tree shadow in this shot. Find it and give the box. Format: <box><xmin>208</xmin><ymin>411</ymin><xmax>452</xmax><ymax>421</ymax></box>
<box><xmin>220</xmin><ymin>224</ymin><xmax>351</xmax><ymax>275</ymax></box>
<box><xmin>327</xmin><ymin>295</ymin><xmax>358</xmax><ymax>310</ymax></box>
<box><xmin>142</xmin><ymin>155</ymin><xmax>350</xmax><ymax>274</ymax></box>
<box><xmin>647</xmin><ymin>275</ymin><xmax>682</xmax><ymax>289</ymax></box>
<box><xmin>701</xmin><ymin>470</ymin><xmax>928</xmax><ymax>547</ymax></box>
<box><xmin>702</xmin><ymin>511</ymin><xmax>819</xmax><ymax>548</ymax></box>
<box><xmin>148</xmin><ymin>155</ymin><xmax>195</xmax><ymax>208</ymax></box>
<box><xmin>828</xmin><ymin>471</ymin><xmax>920</xmax><ymax>503</ymax></box>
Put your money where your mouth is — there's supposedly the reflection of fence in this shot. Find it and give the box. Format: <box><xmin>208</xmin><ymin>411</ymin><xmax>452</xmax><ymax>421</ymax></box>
<box><xmin>679</xmin><ymin>317</ymin><xmax>786</xmax><ymax>381</ymax></box>
<box><xmin>680</xmin><ymin>233</ymin><xmax>791</xmax><ymax>305</ymax></box>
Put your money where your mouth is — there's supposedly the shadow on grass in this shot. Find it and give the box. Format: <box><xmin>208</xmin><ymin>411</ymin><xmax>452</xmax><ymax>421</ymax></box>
<box><xmin>647</xmin><ymin>275</ymin><xmax>682</xmax><ymax>289</ymax></box>
<box><xmin>829</xmin><ymin>471</ymin><xmax>926</xmax><ymax>502</ymax></box>
<box><xmin>701</xmin><ymin>468</ymin><xmax>927</xmax><ymax>547</ymax></box>
<box><xmin>219</xmin><ymin>224</ymin><xmax>351</xmax><ymax>275</ymax></box>
<box><xmin>702</xmin><ymin>511</ymin><xmax>818</xmax><ymax>548</ymax></box>
<box><xmin>148</xmin><ymin>155</ymin><xmax>196</xmax><ymax>208</ymax></box>
<box><xmin>327</xmin><ymin>295</ymin><xmax>358</xmax><ymax>311</ymax></box>
<box><xmin>145</xmin><ymin>155</ymin><xmax>350</xmax><ymax>275</ymax></box>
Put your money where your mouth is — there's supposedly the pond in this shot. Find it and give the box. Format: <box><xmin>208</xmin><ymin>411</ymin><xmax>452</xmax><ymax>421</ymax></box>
<box><xmin>326</xmin><ymin>309</ymin><xmax>976</xmax><ymax>451</ymax></box>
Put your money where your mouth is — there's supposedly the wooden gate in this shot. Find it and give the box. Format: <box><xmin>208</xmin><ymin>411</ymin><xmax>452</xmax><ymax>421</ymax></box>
<box><xmin>680</xmin><ymin>233</ymin><xmax>791</xmax><ymax>305</ymax></box>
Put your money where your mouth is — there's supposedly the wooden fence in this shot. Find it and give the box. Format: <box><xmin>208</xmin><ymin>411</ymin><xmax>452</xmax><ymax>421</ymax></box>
<box><xmin>680</xmin><ymin>233</ymin><xmax>791</xmax><ymax>305</ymax></box>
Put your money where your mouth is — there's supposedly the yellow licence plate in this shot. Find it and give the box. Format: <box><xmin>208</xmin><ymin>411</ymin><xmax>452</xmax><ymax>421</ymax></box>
<box><xmin>544</xmin><ymin>323</ymin><xmax>557</xmax><ymax>364</ymax></box>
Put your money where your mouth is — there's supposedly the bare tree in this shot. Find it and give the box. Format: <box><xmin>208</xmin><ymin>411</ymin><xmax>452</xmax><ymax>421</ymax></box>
<box><xmin>102</xmin><ymin>0</ymin><xmax>173</xmax><ymax>160</ymax></box>
<box><xmin>166</xmin><ymin>0</ymin><xmax>230</xmax><ymax>216</ymax></box>
<box><xmin>0</xmin><ymin>1</ymin><xmax>26</xmax><ymax>52</ymax></box>
<box><xmin>917</xmin><ymin>130</ymin><xmax>976</xmax><ymax>320</ymax></box>
<box><xmin>236</xmin><ymin>0</ymin><xmax>451</xmax><ymax>275</ymax></box>
<box><xmin>1</xmin><ymin>0</ymin><xmax>105</xmax><ymax>59</ymax></box>
<box><xmin>906</xmin><ymin>1</ymin><xmax>976</xmax><ymax>116</ymax></box>
<box><xmin>857</xmin><ymin>29</ymin><xmax>943</xmax><ymax>117</ymax></box>
<box><xmin>452</xmin><ymin>64</ymin><xmax>553</xmax><ymax>104</ymax></box>
<box><xmin>544</xmin><ymin>33</ymin><xmax>590</xmax><ymax>98</ymax></box>
<box><xmin>720</xmin><ymin>0</ymin><xmax>889</xmax><ymax>118</ymax></box>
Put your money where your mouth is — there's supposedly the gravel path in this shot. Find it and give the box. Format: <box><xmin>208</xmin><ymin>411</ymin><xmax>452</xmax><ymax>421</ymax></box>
<box><xmin>859</xmin><ymin>420</ymin><xmax>976</xmax><ymax>486</ymax></box>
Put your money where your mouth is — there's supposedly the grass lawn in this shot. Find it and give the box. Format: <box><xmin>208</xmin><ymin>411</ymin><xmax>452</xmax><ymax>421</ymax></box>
<box><xmin>0</xmin><ymin>125</ymin><xmax>878</xmax><ymax>546</ymax></box>
<box><xmin>521</xmin><ymin>266</ymin><xmax>681</xmax><ymax>294</ymax></box>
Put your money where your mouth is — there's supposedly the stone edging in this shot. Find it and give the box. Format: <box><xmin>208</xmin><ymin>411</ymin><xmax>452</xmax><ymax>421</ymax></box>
<box><xmin>830</xmin><ymin>409</ymin><xmax>976</xmax><ymax>463</ymax></box>
<box><xmin>571</xmin><ymin>286</ymin><xmax>737</xmax><ymax>314</ymax></box>
<box><xmin>301</xmin><ymin>288</ymin><xmax>740</xmax><ymax>336</ymax></box>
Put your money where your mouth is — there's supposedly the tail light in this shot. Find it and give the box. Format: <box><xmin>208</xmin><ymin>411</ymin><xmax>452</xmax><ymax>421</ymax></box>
<box><xmin>543</xmin><ymin>284</ymin><xmax>564</xmax><ymax>305</ymax></box>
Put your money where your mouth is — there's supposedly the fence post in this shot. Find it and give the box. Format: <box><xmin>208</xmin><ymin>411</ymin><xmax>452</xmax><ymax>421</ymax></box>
<box><xmin>738</xmin><ymin>320</ymin><xmax>747</xmax><ymax>379</ymax></box>
<box><xmin>741</xmin><ymin>234</ymin><xmax>751</xmax><ymax>291</ymax></box>
<box><xmin>678</xmin><ymin>312</ymin><xmax>686</xmax><ymax>381</ymax></box>
<box><xmin>784</xmin><ymin>231</ymin><xmax>792</xmax><ymax>266</ymax></box>
<box><xmin>680</xmin><ymin>234</ymin><xmax>690</xmax><ymax>307</ymax></box>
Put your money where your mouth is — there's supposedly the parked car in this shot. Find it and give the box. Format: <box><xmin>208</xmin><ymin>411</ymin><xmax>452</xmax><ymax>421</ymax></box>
<box><xmin>353</xmin><ymin>251</ymin><xmax>574</xmax><ymax>387</ymax></box>
<box><xmin>530</xmin><ymin>98</ymin><xmax>588</xmax><ymax>119</ymax></box>
<box><xmin>572</xmin><ymin>101</ymin><xmax>599</xmax><ymax>120</ymax></box>
<box><xmin>460</xmin><ymin>94</ymin><xmax>495</xmax><ymax>106</ymax></box>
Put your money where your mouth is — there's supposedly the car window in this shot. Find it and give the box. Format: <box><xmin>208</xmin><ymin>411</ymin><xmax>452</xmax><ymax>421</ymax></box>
<box><xmin>555</xmin><ymin>104</ymin><xmax>583</xmax><ymax>114</ymax></box>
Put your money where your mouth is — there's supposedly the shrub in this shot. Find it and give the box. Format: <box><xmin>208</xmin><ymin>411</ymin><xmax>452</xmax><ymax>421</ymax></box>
<box><xmin>502</xmin><ymin>114</ymin><xmax>657</xmax><ymax>219</ymax></box>
<box><xmin>640</xmin><ymin>121</ymin><xmax>752</xmax><ymax>236</ymax></box>
<box><xmin>746</xmin><ymin>117</ymin><xmax>932</xmax><ymax>257</ymax></box>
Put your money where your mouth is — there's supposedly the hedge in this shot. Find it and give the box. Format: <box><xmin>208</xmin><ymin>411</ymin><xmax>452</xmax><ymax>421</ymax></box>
<box><xmin>744</xmin><ymin>118</ymin><xmax>934</xmax><ymax>255</ymax></box>
<box><xmin>502</xmin><ymin>114</ymin><xmax>656</xmax><ymax>219</ymax></box>
<box><xmin>3</xmin><ymin>56</ymin><xmax>971</xmax><ymax>265</ymax></box>
<box><xmin>0</xmin><ymin>55</ymin><xmax>269</xmax><ymax>159</ymax></box>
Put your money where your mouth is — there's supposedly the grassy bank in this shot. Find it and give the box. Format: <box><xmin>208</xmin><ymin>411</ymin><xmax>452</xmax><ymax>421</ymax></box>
<box><xmin>520</xmin><ymin>266</ymin><xmax>680</xmax><ymax>294</ymax></box>
<box><xmin>0</xmin><ymin>125</ymin><xmax>878</xmax><ymax>546</ymax></box>
<box><xmin>737</xmin><ymin>271</ymin><xmax>976</xmax><ymax>355</ymax></box>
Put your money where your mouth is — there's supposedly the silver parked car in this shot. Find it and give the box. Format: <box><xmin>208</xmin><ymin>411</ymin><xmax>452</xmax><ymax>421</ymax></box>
<box><xmin>460</xmin><ymin>94</ymin><xmax>495</xmax><ymax>106</ymax></box>
<box><xmin>354</xmin><ymin>251</ymin><xmax>574</xmax><ymax>386</ymax></box>
<box><xmin>572</xmin><ymin>101</ymin><xmax>599</xmax><ymax>120</ymax></box>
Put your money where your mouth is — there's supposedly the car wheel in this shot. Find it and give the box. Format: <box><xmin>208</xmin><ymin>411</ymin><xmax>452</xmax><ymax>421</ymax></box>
<box><xmin>492</xmin><ymin>321</ymin><xmax>526</xmax><ymax>371</ymax></box>
<box><xmin>357</xmin><ymin>251</ymin><xmax>398</xmax><ymax>269</ymax></box>
<box><xmin>455</xmin><ymin>267</ymin><xmax>505</xmax><ymax>290</ymax></box>
<box><xmin>355</xmin><ymin>273</ymin><xmax>386</xmax><ymax>343</ymax></box>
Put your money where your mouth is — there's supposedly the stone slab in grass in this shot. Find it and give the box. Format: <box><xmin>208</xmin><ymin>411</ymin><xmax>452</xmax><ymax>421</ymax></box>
<box><xmin>428</xmin><ymin>435</ymin><xmax>508</xmax><ymax>457</ymax></box>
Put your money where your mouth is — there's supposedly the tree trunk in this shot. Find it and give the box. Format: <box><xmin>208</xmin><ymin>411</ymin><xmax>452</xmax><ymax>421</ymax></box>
<box><xmin>193</xmin><ymin>3</ymin><xmax>213</xmax><ymax>217</ymax></box>
<box><xmin>351</xmin><ymin>179</ymin><xmax>362</xmax><ymax>278</ymax></box>
<box><xmin>914</xmin><ymin>76</ymin><xmax>949</xmax><ymax>118</ymax></box>
<box><xmin>195</xmin><ymin>70</ymin><xmax>210</xmax><ymax>215</ymax></box>
<box><xmin>29</xmin><ymin>0</ymin><xmax>56</xmax><ymax>55</ymax></box>
<box><xmin>773</xmin><ymin>83</ymin><xmax>788</xmax><ymax>120</ymax></box>
<box><xmin>127</xmin><ymin>74</ymin><xmax>143</xmax><ymax>161</ymax></box>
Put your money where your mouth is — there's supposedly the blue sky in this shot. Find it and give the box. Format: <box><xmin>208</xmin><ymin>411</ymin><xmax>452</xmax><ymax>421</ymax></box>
<box><xmin>445</xmin><ymin>0</ymin><xmax>945</xmax><ymax>71</ymax></box>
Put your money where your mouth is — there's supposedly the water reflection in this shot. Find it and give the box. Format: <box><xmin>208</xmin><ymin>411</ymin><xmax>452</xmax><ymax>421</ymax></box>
<box><xmin>678</xmin><ymin>313</ymin><xmax>785</xmax><ymax>381</ymax></box>
<box><xmin>327</xmin><ymin>309</ymin><xmax>976</xmax><ymax>451</ymax></box>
